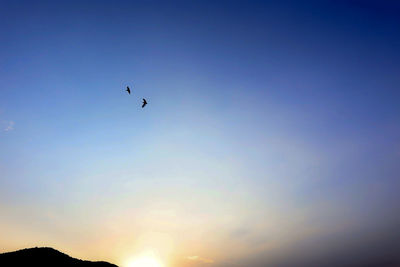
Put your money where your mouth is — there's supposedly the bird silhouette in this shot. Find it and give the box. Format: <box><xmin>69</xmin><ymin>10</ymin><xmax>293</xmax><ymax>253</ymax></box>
<box><xmin>126</xmin><ymin>86</ymin><xmax>131</xmax><ymax>94</ymax></box>
<box><xmin>142</xmin><ymin>98</ymin><xmax>147</xmax><ymax>108</ymax></box>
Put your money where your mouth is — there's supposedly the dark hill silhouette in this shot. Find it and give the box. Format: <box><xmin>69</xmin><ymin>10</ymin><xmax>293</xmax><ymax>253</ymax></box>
<box><xmin>0</xmin><ymin>247</ymin><xmax>118</xmax><ymax>267</ymax></box>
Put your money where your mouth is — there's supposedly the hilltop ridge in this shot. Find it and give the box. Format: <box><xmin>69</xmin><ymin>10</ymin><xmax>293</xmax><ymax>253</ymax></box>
<box><xmin>0</xmin><ymin>247</ymin><xmax>118</xmax><ymax>267</ymax></box>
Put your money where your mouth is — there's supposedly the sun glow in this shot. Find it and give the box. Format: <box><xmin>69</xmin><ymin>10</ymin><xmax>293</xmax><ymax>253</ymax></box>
<box><xmin>125</xmin><ymin>252</ymin><xmax>164</xmax><ymax>267</ymax></box>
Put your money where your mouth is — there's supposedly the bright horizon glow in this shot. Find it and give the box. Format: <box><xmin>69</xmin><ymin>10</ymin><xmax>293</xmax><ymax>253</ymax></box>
<box><xmin>126</xmin><ymin>257</ymin><xmax>163</xmax><ymax>267</ymax></box>
<box><xmin>125</xmin><ymin>251</ymin><xmax>164</xmax><ymax>267</ymax></box>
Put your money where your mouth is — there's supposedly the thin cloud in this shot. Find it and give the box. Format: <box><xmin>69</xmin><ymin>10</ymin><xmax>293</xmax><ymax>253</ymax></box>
<box><xmin>186</xmin><ymin>255</ymin><xmax>214</xmax><ymax>264</ymax></box>
<box><xmin>4</xmin><ymin>121</ymin><xmax>14</xmax><ymax>131</ymax></box>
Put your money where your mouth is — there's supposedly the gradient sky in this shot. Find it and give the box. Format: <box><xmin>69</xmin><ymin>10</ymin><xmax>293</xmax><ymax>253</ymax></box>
<box><xmin>1</xmin><ymin>1</ymin><xmax>400</xmax><ymax>266</ymax></box>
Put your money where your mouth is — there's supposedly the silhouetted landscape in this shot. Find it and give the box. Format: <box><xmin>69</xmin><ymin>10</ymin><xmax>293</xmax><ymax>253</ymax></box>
<box><xmin>0</xmin><ymin>247</ymin><xmax>118</xmax><ymax>267</ymax></box>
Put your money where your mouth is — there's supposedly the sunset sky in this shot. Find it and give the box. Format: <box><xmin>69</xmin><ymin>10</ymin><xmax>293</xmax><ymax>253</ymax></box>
<box><xmin>1</xmin><ymin>1</ymin><xmax>400</xmax><ymax>266</ymax></box>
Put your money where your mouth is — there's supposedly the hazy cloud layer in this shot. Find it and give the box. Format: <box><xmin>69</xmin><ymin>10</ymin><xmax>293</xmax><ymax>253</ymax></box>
<box><xmin>187</xmin><ymin>256</ymin><xmax>214</xmax><ymax>264</ymax></box>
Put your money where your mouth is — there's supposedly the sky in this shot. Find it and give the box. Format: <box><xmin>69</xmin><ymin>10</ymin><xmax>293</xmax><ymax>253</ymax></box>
<box><xmin>1</xmin><ymin>0</ymin><xmax>400</xmax><ymax>266</ymax></box>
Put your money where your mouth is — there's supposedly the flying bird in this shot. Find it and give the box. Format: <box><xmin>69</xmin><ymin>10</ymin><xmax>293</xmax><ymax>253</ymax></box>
<box><xmin>142</xmin><ymin>98</ymin><xmax>147</xmax><ymax>108</ymax></box>
<box><xmin>126</xmin><ymin>86</ymin><xmax>131</xmax><ymax>94</ymax></box>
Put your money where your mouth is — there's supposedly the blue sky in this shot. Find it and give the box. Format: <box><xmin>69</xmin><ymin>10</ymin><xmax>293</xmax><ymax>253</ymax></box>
<box><xmin>1</xmin><ymin>1</ymin><xmax>400</xmax><ymax>266</ymax></box>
